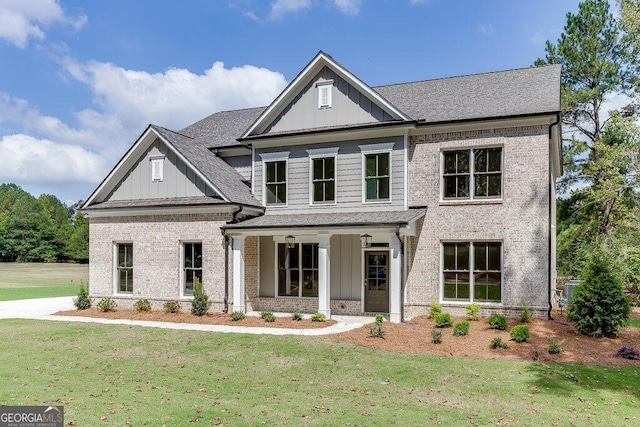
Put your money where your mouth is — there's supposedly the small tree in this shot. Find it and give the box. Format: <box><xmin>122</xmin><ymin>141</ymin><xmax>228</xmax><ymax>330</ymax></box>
<box><xmin>567</xmin><ymin>252</ymin><xmax>631</xmax><ymax>337</ymax></box>
<box><xmin>73</xmin><ymin>285</ymin><xmax>91</xmax><ymax>310</ymax></box>
<box><xmin>191</xmin><ymin>277</ymin><xmax>211</xmax><ymax>316</ymax></box>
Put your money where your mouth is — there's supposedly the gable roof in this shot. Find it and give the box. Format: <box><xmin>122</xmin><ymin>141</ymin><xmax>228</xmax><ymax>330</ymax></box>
<box><xmin>180</xmin><ymin>107</ymin><xmax>265</xmax><ymax>149</ymax></box>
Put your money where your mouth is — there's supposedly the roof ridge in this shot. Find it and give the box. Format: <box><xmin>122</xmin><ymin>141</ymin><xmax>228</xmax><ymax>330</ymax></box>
<box><xmin>151</xmin><ymin>124</ymin><xmax>194</xmax><ymax>139</ymax></box>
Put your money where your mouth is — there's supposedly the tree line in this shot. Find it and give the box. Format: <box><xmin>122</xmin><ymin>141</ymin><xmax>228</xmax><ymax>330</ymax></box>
<box><xmin>0</xmin><ymin>183</ymin><xmax>88</xmax><ymax>263</ymax></box>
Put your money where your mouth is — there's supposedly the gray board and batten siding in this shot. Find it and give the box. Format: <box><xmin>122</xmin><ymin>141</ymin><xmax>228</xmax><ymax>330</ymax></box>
<box><xmin>254</xmin><ymin>137</ymin><xmax>405</xmax><ymax>214</ymax></box>
<box><xmin>259</xmin><ymin>235</ymin><xmax>362</xmax><ymax>300</ymax></box>
<box><xmin>262</xmin><ymin>66</ymin><xmax>395</xmax><ymax>135</ymax></box>
<box><xmin>107</xmin><ymin>138</ymin><xmax>217</xmax><ymax>201</ymax></box>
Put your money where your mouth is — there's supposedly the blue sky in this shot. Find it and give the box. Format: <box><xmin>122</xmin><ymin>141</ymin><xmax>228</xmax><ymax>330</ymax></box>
<box><xmin>0</xmin><ymin>0</ymin><xmax>586</xmax><ymax>204</ymax></box>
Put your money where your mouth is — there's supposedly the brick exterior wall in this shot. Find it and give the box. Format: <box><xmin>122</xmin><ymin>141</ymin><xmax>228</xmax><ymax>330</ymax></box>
<box><xmin>405</xmin><ymin>125</ymin><xmax>551</xmax><ymax>319</ymax></box>
<box><xmin>89</xmin><ymin>213</ymin><xmax>231</xmax><ymax>310</ymax></box>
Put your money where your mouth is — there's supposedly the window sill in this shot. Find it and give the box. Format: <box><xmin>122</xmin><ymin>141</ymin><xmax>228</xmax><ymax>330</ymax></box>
<box><xmin>363</xmin><ymin>199</ymin><xmax>392</xmax><ymax>205</ymax></box>
<box><xmin>440</xmin><ymin>300</ymin><xmax>503</xmax><ymax>306</ymax></box>
<box><xmin>275</xmin><ymin>296</ymin><xmax>319</xmax><ymax>299</ymax></box>
<box><xmin>309</xmin><ymin>202</ymin><xmax>337</xmax><ymax>207</ymax></box>
<box><xmin>439</xmin><ymin>198</ymin><xmax>503</xmax><ymax>206</ymax></box>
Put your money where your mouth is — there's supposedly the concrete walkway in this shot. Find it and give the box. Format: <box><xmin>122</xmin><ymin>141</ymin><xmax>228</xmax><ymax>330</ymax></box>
<box><xmin>0</xmin><ymin>297</ymin><xmax>374</xmax><ymax>336</ymax></box>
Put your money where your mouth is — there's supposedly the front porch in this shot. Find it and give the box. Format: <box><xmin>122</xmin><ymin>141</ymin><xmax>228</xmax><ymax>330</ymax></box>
<box><xmin>223</xmin><ymin>210</ymin><xmax>425</xmax><ymax>323</ymax></box>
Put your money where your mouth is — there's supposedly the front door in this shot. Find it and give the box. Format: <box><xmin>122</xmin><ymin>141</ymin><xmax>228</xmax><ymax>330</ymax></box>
<box><xmin>364</xmin><ymin>251</ymin><xmax>389</xmax><ymax>313</ymax></box>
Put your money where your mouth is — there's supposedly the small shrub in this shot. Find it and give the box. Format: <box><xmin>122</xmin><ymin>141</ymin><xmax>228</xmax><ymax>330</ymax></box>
<box><xmin>431</xmin><ymin>329</ymin><xmax>443</xmax><ymax>344</ymax></box>
<box><xmin>230</xmin><ymin>311</ymin><xmax>245</xmax><ymax>321</ymax></box>
<box><xmin>428</xmin><ymin>303</ymin><xmax>442</xmax><ymax>318</ymax></box>
<box><xmin>134</xmin><ymin>299</ymin><xmax>151</xmax><ymax>312</ymax></box>
<box><xmin>510</xmin><ymin>325</ymin><xmax>530</xmax><ymax>343</ymax></box>
<box><xmin>434</xmin><ymin>312</ymin><xmax>452</xmax><ymax>328</ymax></box>
<box><xmin>520</xmin><ymin>299</ymin><xmax>532</xmax><ymax>323</ymax></box>
<box><xmin>291</xmin><ymin>312</ymin><xmax>303</xmax><ymax>321</ymax></box>
<box><xmin>490</xmin><ymin>336</ymin><xmax>508</xmax><ymax>349</ymax></box>
<box><xmin>466</xmin><ymin>303</ymin><xmax>480</xmax><ymax>321</ymax></box>
<box><xmin>163</xmin><ymin>300</ymin><xmax>180</xmax><ymax>314</ymax></box>
<box><xmin>260</xmin><ymin>311</ymin><xmax>276</xmax><ymax>323</ymax></box>
<box><xmin>73</xmin><ymin>285</ymin><xmax>91</xmax><ymax>310</ymax></box>
<box><xmin>191</xmin><ymin>278</ymin><xmax>211</xmax><ymax>316</ymax></box>
<box><xmin>369</xmin><ymin>314</ymin><xmax>385</xmax><ymax>338</ymax></box>
<box><xmin>97</xmin><ymin>297</ymin><xmax>117</xmax><ymax>312</ymax></box>
<box><xmin>311</xmin><ymin>312</ymin><xmax>326</xmax><ymax>322</ymax></box>
<box><xmin>548</xmin><ymin>340</ymin><xmax>564</xmax><ymax>354</ymax></box>
<box><xmin>453</xmin><ymin>320</ymin><xmax>470</xmax><ymax>336</ymax></box>
<box><xmin>617</xmin><ymin>346</ymin><xmax>639</xmax><ymax>360</ymax></box>
<box><xmin>488</xmin><ymin>314</ymin><xmax>508</xmax><ymax>330</ymax></box>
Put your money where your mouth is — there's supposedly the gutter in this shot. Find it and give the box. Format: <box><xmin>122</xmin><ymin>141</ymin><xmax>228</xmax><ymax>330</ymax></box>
<box><xmin>221</xmin><ymin>206</ymin><xmax>244</xmax><ymax>313</ymax></box>
<box><xmin>547</xmin><ymin>113</ymin><xmax>561</xmax><ymax>320</ymax></box>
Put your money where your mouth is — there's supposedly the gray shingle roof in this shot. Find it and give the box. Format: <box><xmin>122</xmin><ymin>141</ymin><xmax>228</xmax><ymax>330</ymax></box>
<box><xmin>151</xmin><ymin>125</ymin><xmax>262</xmax><ymax>208</ymax></box>
<box><xmin>180</xmin><ymin>107</ymin><xmax>265</xmax><ymax>149</ymax></box>
<box><xmin>83</xmin><ymin>196</ymin><xmax>227</xmax><ymax>210</ymax></box>
<box><xmin>223</xmin><ymin>209</ymin><xmax>426</xmax><ymax>230</ymax></box>
<box><xmin>373</xmin><ymin>64</ymin><xmax>561</xmax><ymax>123</ymax></box>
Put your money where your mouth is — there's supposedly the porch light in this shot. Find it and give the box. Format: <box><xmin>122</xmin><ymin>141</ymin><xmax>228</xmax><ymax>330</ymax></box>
<box><xmin>360</xmin><ymin>234</ymin><xmax>372</xmax><ymax>248</ymax></box>
<box><xmin>285</xmin><ymin>235</ymin><xmax>296</xmax><ymax>249</ymax></box>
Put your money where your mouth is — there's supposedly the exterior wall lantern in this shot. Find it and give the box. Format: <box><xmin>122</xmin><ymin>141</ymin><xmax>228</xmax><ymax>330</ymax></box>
<box><xmin>360</xmin><ymin>234</ymin><xmax>372</xmax><ymax>248</ymax></box>
<box><xmin>285</xmin><ymin>235</ymin><xmax>296</xmax><ymax>249</ymax></box>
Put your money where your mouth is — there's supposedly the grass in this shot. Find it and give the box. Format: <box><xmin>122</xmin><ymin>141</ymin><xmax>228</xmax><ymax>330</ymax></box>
<box><xmin>0</xmin><ymin>262</ymin><xmax>88</xmax><ymax>301</ymax></box>
<box><xmin>629</xmin><ymin>316</ymin><xmax>640</xmax><ymax>328</ymax></box>
<box><xmin>0</xmin><ymin>320</ymin><xmax>638</xmax><ymax>426</ymax></box>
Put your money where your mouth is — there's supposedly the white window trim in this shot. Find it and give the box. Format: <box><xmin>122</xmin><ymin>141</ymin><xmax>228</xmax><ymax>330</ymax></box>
<box><xmin>273</xmin><ymin>239</ymin><xmax>320</xmax><ymax>299</ymax></box>
<box><xmin>179</xmin><ymin>241</ymin><xmax>203</xmax><ymax>299</ymax></box>
<box><xmin>150</xmin><ymin>156</ymin><xmax>164</xmax><ymax>182</ymax></box>
<box><xmin>439</xmin><ymin>240</ymin><xmax>504</xmax><ymax>305</ymax></box>
<box><xmin>113</xmin><ymin>242</ymin><xmax>134</xmax><ymax>296</ymax></box>
<box><xmin>260</xmin><ymin>151</ymin><xmax>290</xmax><ymax>207</ymax></box>
<box><xmin>317</xmin><ymin>80</ymin><xmax>333</xmax><ymax>109</ymax></box>
<box><xmin>360</xmin><ymin>143</ymin><xmax>394</xmax><ymax>204</ymax></box>
<box><xmin>307</xmin><ymin>147</ymin><xmax>339</xmax><ymax>206</ymax></box>
<box><xmin>439</xmin><ymin>146</ymin><xmax>504</xmax><ymax>204</ymax></box>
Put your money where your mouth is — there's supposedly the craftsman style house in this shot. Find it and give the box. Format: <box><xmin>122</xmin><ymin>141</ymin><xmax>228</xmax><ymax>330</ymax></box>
<box><xmin>82</xmin><ymin>52</ymin><xmax>562</xmax><ymax>322</ymax></box>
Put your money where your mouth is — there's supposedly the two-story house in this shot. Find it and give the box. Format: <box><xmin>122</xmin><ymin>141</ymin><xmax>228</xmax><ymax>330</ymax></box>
<box><xmin>81</xmin><ymin>52</ymin><xmax>561</xmax><ymax>322</ymax></box>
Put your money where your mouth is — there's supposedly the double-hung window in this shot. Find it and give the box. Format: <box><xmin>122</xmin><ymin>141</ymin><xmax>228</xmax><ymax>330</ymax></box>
<box><xmin>308</xmin><ymin>147</ymin><xmax>338</xmax><ymax>205</ymax></box>
<box><xmin>116</xmin><ymin>243</ymin><xmax>133</xmax><ymax>293</ymax></box>
<box><xmin>183</xmin><ymin>242</ymin><xmax>203</xmax><ymax>296</ymax></box>
<box><xmin>360</xmin><ymin>143</ymin><xmax>394</xmax><ymax>203</ymax></box>
<box><xmin>261</xmin><ymin>152</ymin><xmax>289</xmax><ymax>206</ymax></box>
<box><xmin>443</xmin><ymin>148</ymin><xmax>502</xmax><ymax>200</ymax></box>
<box><xmin>277</xmin><ymin>243</ymin><xmax>319</xmax><ymax>297</ymax></box>
<box><xmin>442</xmin><ymin>241</ymin><xmax>502</xmax><ymax>303</ymax></box>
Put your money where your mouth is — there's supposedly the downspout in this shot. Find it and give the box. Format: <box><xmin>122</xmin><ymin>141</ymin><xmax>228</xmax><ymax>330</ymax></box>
<box><xmin>547</xmin><ymin>114</ymin><xmax>560</xmax><ymax>320</ymax></box>
<box><xmin>395</xmin><ymin>225</ymin><xmax>406</xmax><ymax>323</ymax></box>
<box><xmin>221</xmin><ymin>206</ymin><xmax>244</xmax><ymax>313</ymax></box>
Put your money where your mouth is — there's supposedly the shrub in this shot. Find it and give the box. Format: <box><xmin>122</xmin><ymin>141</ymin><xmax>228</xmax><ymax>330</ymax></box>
<box><xmin>617</xmin><ymin>346</ymin><xmax>639</xmax><ymax>360</ymax></box>
<box><xmin>510</xmin><ymin>325</ymin><xmax>530</xmax><ymax>343</ymax></box>
<box><xmin>453</xmin><ymin>321</ymin><xmax>470</xmax><ymax>336</ymax></box>
<box><xmin>97</xmin><ymin>297</ymin><xmax>117</xmax><ymax>312</ymax></box>
<box><xmin>369</xmin><ymin>314</ymin><xmax>385</xmax><ymax>338</ymax></box>
<box><xmin>230</xmin><ymin>311</ymin><xmax>245</xmax><ymax>321</ymax></box>
<box><xmin>134</xmin><ymin>299</ymin><xmax>151</xmax><ymax>312</ymax></box>
<box><xmin>488</xmin><ymin>314</ymin><xmax>508</xmax><ymax>330</ymax></box>
<box><xmin>490</xmin><ymin>336</ymin><xmax>508</xmax><ymax>349</ymax></box>
<box><xmin>73</xmin><ymin>285</ymin><xmax>91</xmax><ymax>310</ymax></box>
<box><xmin>431</xmin><ymin>329</ymin><xmax>443</xmax><ymax>344</ymax></box>
<box><xmin>163</xmin><ymin>300</ymin><xmax>180</xmax><ymax>314</ymax></box>
<box><xmin>466</xmin><ymin>303</ymin><xmax>480</xmax><ymax>321</ymax></box>
<box><xmin>260</xmin><ymin>311</ymin><xmax>276</xmax><ymax>323</ymax></box>
<box><xmin>566</xmin><ymin>253</ymin><xmax>631</xmax><ymax>337</ymax></box>
<box><xmin>520</xmin><ymin>299</ymin><xmax>532</xmax><ymax>323</ymax></box>
<box><xmin>291</xmin><ymin>312</ymin><xmax>303</xmax><ymax>321</ymax></box>
<box><xmin>434</xmin><ymin>312</ymin><xmax>452</xmax><ymax>328</ymax></box>
<box><xmin>428</xmin><ymin>303</ymin><xmax>442</xmax><ymax>318</ymax></box>
<box><xmin>548</xmin><ymin>340</ymin><xmax>564</xmax><ymax>354</ymax></box>
<box><xmin>191</xmin><ymin>278</ymin><xmax>211</xmax><ymax>316</ymax></box>
<box><xmin>311</xmin><ymin>312</ymin><xmax>326</xmax><ymax>322</ymax></box>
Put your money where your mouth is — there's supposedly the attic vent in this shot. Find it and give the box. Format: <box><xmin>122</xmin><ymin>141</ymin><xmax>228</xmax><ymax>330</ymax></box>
<box><xmin>151</xmin><ymin>157</ymin><xmax>164</xmax><ymax>182</ymax></box>
<box><xmin>317</xmin><ymin>81</ymin><xmax>333</xmax><ymax>109</ymax></box>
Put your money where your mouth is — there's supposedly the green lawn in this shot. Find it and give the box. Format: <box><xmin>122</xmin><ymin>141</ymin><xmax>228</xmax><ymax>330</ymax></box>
<box><xmin>0</xmin><ymin>320</ymin><xmax>638</xmax><ymax>426</ymax></box>
<box><xmin>0</xmin><ymin>262</ymin><xmax>88</xmax><ymax>301</ymax></box>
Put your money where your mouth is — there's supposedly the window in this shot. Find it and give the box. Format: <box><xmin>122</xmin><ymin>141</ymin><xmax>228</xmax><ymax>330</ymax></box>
<box><xmin>116</xmin><ymin>243</ymin><xmax>133</xmax><ymax>293</ymax></box>
<box><xmin>443</xmin><ymin>148</ymin><xmax>502</xmax><ymax>200</ymax></box>
<box><xmin>312</xmin><ymin>157</ymin><xmax>335</xmax><ymax>203</ymax></box>
<box><xmin>151</xmin><ymin>157</ymin><xmax>164</xmax><ymax>182</ymax></box>
<box><xmin>443</xmin><ymin>242</ymin><xmax>501</xmax><ymax>303</ymax></box>
<box><xmin>183</xmin><ymin>242</ymin><xmax>202</xmax><ymax>296</ymax></box>
<box><xmin>317</xmin><ymin>81</ymin><xmax>333</xmax><ymax>108</ymax></box>
<box><xmin>265</xmin><ymin>160</ymin><xmax>287</xmax><ymax>205</ymax></box>
<box><xmin>365</xmin><ymin>152</ymin><xmax>390</xmax><ymax>201</ymax></box>
<box><xmin>277</xmin><ymin>243</ymin><xmax>318</xmax><ymax>297</ymax></box>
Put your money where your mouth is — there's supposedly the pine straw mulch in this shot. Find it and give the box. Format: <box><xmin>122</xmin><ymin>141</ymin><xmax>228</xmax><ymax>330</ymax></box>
<box><xmin>332</xmin><ymin>311</ymin><xmax>640</xmax><ymax>367</ymax></box>
<box><xmin>54</xmin><ymin>308</ymin><xmax>336</xmax><ymax>329</ymax></box>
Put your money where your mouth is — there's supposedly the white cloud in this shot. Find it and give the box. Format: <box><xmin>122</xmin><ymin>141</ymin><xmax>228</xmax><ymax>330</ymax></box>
<box><xmin>268</xmin><ymin>0</ymin><xmax>311</xmax><ymax>19</ymax></box>
<box><xmin>0</xmin><ymin>0</ymin><xmax>87</xmax><ymax>48</ymax></box>
<box><xmin>334</xmin><ymin>0</ymin><xmax>362</xmax><ymax>16</ymax></box>
<box><xmin>477</xmin><ymin>24</ymin><xmax>494</xmax><ymax>35</ymax></box>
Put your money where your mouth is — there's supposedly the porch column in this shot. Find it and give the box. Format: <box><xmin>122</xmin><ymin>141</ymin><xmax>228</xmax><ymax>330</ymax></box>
<box><xmin>232</xmin><ymin>236</ymin><xmax>246</xmax><ymax>313</ymax></box>
<box><xmin>318</xmin><ymin>234</ymin><xmax>331</xmax><ymax>318</ymax></box>
<box><xmin>389</xmin><ymin>234</ymin><xmax>402</xmax><ymax>323</ymax></box>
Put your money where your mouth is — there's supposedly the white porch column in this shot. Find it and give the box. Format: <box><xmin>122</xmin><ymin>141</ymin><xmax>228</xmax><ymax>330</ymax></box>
<box><xmin>232</xmin><ymin>236</ymin><xmax>246</xmax><ymax>313</ymax></box>
<box><xmin>318</xmin><ymin>234</ymin><xmax>331</xmax><ymax>318</ymax></box>
<box><xmin>389</xmin><ymin>234</ymin><xmax>402</xmax><ymax>323</ymax></box>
